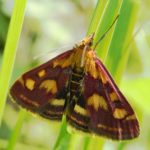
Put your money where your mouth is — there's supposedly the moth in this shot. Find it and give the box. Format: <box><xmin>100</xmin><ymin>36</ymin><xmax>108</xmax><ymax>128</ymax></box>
<box><xmin>10</xmin><ymin>20</ymin><xmax>139</xmax><ymax>140</ymax></box>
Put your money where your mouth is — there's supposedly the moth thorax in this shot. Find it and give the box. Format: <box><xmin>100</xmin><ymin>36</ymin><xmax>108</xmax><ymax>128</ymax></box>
<box><xmin>70</xmin><ymin>67</ymin><xmax>84</xmax><ymax>93</ymax></box>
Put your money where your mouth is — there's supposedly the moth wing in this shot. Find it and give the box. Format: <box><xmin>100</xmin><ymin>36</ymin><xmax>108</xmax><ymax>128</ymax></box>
<box><xmin>83</xmin><ymin>58</ymin><xmax>139</xmax><ymax>140</ymax></box>
<box><xmin>10</xmin><ymin>50</ymin><xmax>74</xmax><ymax>120</ymax></box>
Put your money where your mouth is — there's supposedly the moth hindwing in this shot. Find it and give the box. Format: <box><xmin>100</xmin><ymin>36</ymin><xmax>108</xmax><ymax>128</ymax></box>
<box><xmin>10</xmin><ymin>34</ymin><xmax>139</xmax><ymax>140</ymax></box>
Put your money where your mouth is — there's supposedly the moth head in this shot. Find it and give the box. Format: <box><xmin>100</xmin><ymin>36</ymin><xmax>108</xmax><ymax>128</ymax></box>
<box><xmin>78</xmin><ymin>33</ymin><xmax>95</xmax><ymax>48</ymax></box>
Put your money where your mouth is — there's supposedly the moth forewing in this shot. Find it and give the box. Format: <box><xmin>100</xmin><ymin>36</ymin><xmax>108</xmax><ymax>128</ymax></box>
<box><xmin>10</xmin><ymin>49</ymin><xmax>74</xmax><ymax>120</ymax></box>
<box><xmin>83</xmin><ymin>58</ymin><xmax>139</xmax><ymax>140</ymax></box>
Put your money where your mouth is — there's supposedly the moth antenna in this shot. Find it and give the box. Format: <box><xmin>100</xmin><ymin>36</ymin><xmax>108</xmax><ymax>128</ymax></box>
<box><xmin>93</xmin><ymin>15</ymin><xmax>119</xmax><ymax>50</ymax></box>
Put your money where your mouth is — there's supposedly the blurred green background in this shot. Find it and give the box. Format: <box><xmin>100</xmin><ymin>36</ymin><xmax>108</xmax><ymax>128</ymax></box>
<box><xmin>0</xmin><ymin>0</ymin><xmax>150</xmax><ymax>150</ymax></box>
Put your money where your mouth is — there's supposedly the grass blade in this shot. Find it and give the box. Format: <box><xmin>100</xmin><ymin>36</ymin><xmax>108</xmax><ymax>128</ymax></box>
<box><xmin>94</xmin><ymin>0</ymin><xmax>123</xmax><ymax>61</ymax></box>
<box><xmin>87</xmin><ymin>0</ymin><xmax>107</xmax><ymax>35</ymax></box>
<box><xmin>106</xmin><ymin>0</ymin><xmax>139</xmax><ymax>83</ymax></box>
<box><xmin>6</xmin><ymin>110</ymin><xmax>26</xmax><ymax>150</ymax></box>
<box><xmin>53</xmin><ymin>116</ymin><xmax>71</xmax><ymax>150</ymax></box>
<box><xmin>83</xmin><ymin>137</ymin><xmax>90</xmax><ymax>150</ymax></box>
<box><xmin>105</xmin><ymin>1</ymin><xmax>139</xmax><ymax>149</ymax></box>
<box><xmin>0</xmin><ymin>0</ymin><xmax>27</xmax><ymax>125</ymax></box>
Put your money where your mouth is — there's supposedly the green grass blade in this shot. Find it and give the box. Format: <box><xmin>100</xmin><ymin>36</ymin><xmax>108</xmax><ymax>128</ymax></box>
<box><xmin>53</xmin><ymin>116</ymin><xmax>71</xmax><ymax>150</ymax></box>
<box><xmin>106</xmin><ymin>0</ymin><xmax>139</xmax><ymax>84</ymax></box>
<box><xmin>6</xmin><ymin>110</ymin><xmax>26</xmax><ymax>150</ymax></box>
<box><xmin>0</xmin><ymin>0</ymin><xmax>27</xmax><ymax>125</ymax></box>
<box><xmin>117</xmin><ymin>142</ymin><xmax>127</xmax><ymax>150</ymax></box>
<box><xmin>87</xmin><ymin>0</ymin><xmax>107</xmax><ymax>35</ymax></box>
<box><xmin>105</xmin><ymin>1</ymin><xmax>139</xmax><ymax>149</ymax></box>
<box><xmin>83</xmin><ymin>137</ymin><xmax>90</xmax><ymax>150</ymax></box>
<box><xmin>94</xmin><ymin>0</ymin><xmax>123</xmax><ymax>61</ymax></box>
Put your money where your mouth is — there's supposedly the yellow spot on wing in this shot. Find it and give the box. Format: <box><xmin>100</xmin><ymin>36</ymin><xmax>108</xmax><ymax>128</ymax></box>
<box><xmin>87</xmin><ymin>94</ymin><xmax>108</xmax><ymax>111</ymax></box>
<box><xmin>126</xmin><ymin>114</ymin><xmax>136</xmax><ymax>120</ymax></box>
<box><xmin>113</xmin><ymin>108</ymin><xmax>127</xmax><ymax>119</ymax></box>
<box><xmin>25</xmin><ymin>78</ymin><xmax>35</xmax><ymax>90</ymax></box>
<box><xmin>110</xmin><ymin>92</ymin><xmax>118</xmax><ymax>102</ymax></box>
<box><xmin>39</xmin><ymin>80</ymin><xmax>57</xmax><ymax>94</ymax></box>
<box><xmin>50</xmin><ymin>99</ymin><xmax>65</xmax><ymax>106</ymax></box>
<box><xmin>74</xmin><ymin>105</ymin><xmax>88</xmax><ymax>116</ymax></box>
<box><xmin>38</xmin><ymin>70</ymin><xmax>46</xmax><ymax>77</ymax></box>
